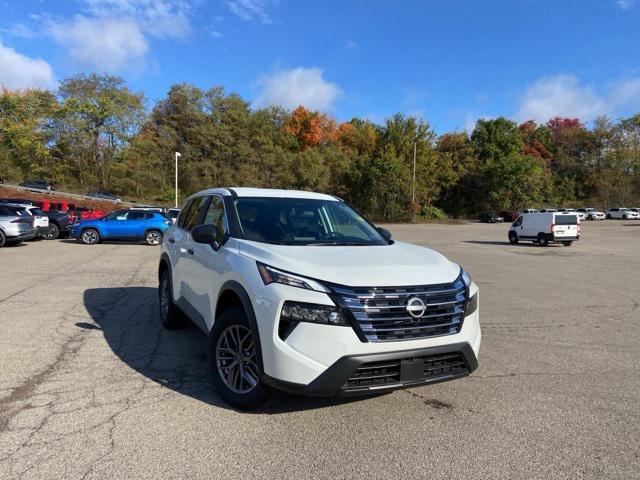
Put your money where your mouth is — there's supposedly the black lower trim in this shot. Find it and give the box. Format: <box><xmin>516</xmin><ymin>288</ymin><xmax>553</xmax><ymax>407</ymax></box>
<box><xmin>262</xmin><ymin>342</ymin><xmax>478</xmax><ymax>397</ymax></box>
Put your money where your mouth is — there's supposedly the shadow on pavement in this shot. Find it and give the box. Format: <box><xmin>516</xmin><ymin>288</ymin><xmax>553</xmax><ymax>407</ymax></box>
<box><xmin>82</xmin><ymin>287</ymin><xmax>373</xmax><ymax>413</ymax></box>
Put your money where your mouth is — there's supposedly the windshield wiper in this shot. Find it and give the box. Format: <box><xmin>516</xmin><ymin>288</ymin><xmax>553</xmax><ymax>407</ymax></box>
<box><xmin>308</xmin><ymin>241</ymin><xmax>370</xmax><ymax>246</ymax></box>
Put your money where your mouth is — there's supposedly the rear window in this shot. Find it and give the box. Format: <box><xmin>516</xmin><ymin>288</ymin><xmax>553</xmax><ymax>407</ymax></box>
<box><xmin>555</xmin><ymin>214</ymin><xmax>578</xmax><ymax>225</ymax></box>
<box><xmin>31</xmin><ymin>208</ymin><xmax>45</xmax><ymax>216</ymax></box>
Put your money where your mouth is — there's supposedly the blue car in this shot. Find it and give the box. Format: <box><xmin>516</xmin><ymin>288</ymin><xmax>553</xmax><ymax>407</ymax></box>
<box><xmin>71</xmin><ymin>209</ymin><xmax>171</xmax><ymax>245</ymax></box>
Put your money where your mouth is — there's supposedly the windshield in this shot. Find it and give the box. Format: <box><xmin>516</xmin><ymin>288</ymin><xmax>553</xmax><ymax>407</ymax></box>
<box><xmin>234</xmin><ymin>197</ymin><xmax>388</xmax><ymax>246</ymax></box>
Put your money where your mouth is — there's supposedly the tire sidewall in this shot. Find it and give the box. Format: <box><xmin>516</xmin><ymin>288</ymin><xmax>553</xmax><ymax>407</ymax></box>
<box><xmin>508</xmin><ymin>232</ymin><xmax>518</xmax><ymax>244</ymax></box>
<box><xmin>538</xmin><ymin>234</ymin><xmax>548</xmax><ymax>247</ymax></box>
<box><xmin>0</xmin><ymin>230</ymin><xmax>6</xmax><ymax>248</ymax></box>
<box><xmin>208</xmin><ymin>306</ymin><xmax>270</xmax><ymax>410</ymax></box>
<box><xmin>82</xmin><ymin>228</ymin><xmax>100</xmax><ymax>245</ymax></box>
<box><xmin>45</xmin><ymin>224</ymin><xmax>59</xmax><ymax>240</ymax></box>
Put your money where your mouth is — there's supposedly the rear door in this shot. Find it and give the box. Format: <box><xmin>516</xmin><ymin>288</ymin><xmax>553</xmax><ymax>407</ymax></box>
<box><xmin>552</xmin><ymin>214</ymin><xmax>579</xmax><ymax>238</ymax></box>
<box><xmin>173</xmin><ymin>197</ymin><xmax>210</xmax><ymax>316</ymax></box>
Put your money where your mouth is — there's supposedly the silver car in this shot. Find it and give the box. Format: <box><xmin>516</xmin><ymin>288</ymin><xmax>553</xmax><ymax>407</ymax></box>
<box><xmin>0</xmin><ymin>204</ymin><xmax>36</xmax><ymax>247</ymax></box>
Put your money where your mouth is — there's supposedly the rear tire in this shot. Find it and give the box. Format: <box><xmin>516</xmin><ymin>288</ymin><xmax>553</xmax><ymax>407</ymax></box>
<box><xmin>606</xmin><ymin>214</ymin><xmax>611</xmax><ymax>219</ymax></box>
<box><xmin>158</xmin><ymin>269</ymin><xmax>183</xmax><ymax>329</ymax></box>
<box><xmin>81</xmin><ymin>228</ymin><xmax>100</xmax><ymax>245</ymax></box>
<box><xmin>508</xmin><ymin>231</ymin><xmax>519</xmax><ymax>244</ymax></box>
<box><xmin>562</xmin><ymin>241</ymin><xmax>573</xmax><ymax>247</ymax></box>
<box><xmin>44</xmin><ymin>223</ymin><xmax>60</xmax><ymax>240</ymax></box>
<box><xmin>0</xmin><ymin>230</ymin><xmax>6</xmax><ymax>248</ymax></box>
<box><xmin>209</xmin><ymin>306</ymin><xmax>270</xmax><ymax>410</ymax></box>
<box><xmin>537</xmin><ymin>234</ymin><xmax>549</xmax><ymax>247</ymax></box>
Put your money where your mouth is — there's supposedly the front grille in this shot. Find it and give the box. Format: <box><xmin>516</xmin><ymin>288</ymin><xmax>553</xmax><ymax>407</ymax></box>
<box><xmin>343</xmin><ymin>352</ymin><xmax>468</xmax><ymax>391</ymax></box>
<box><xmin>331</xmin><ymin>277</ymin><xmax>467</xmax><ymax>342</ymax></box>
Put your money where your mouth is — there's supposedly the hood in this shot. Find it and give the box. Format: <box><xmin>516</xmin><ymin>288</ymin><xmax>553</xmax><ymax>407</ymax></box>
<box><xmin>236</xmin><ymin>240</ymin><xmax>460</xmax><ymax>287</ymax></box>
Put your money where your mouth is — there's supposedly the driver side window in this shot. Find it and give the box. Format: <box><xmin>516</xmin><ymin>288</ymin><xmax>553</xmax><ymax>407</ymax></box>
<box><xmin>512</xmin><ymin>216</ymin><xmax>523</xmax><ymax>227</ymax></box>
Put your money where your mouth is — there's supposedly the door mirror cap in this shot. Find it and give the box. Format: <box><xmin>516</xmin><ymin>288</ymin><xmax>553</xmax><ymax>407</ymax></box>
<box><xmin>192</xmin><ymin>224</ymin><xmax>220</xmax><ymax>250</ymax></box>
<box><xmin>376</xmin><ymin>227</ymin><xmax>392</xmax><ymax>241</ymax></box>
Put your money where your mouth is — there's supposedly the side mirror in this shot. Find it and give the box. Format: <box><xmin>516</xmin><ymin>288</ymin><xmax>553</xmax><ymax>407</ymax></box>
<box><xmin>192</xmin><ymin>224</ymin><xmax>219</xmax><ymax>250</ymax></box>
<box><xmin>376</xmin><ymin>227</ymin><xmax>392</xmax><ymax>241</ymax></box>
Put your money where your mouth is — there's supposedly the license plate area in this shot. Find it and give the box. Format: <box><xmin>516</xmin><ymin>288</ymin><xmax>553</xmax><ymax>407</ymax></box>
<box><xmin>400</xmin><ymin>358</ymin><xmax>424</xmax><ymax>382</ymax></box>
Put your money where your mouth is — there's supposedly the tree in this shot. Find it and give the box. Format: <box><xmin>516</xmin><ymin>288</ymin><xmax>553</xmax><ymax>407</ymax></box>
<box><xmin>54</xmin><ymin>74</ymin><xmax>145</xmax><ymax>189</ymax></box>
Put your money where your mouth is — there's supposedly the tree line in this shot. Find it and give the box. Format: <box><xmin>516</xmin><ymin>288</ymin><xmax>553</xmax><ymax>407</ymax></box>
<box><xmin>1</xmin><ymin>73</ymin><xmax>639</xmax><ymax>221</ymax></box>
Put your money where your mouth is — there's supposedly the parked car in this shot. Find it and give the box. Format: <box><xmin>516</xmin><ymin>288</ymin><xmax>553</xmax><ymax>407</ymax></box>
<box><xmin>71</xmin><ymin>209</ymin><xmax>172</xmax><ymax>245</ymax></box>
<box><xmin>158</xmin><ymin>188</ymin><xmax>480</xmax><ymax>409</ymax></box>
<box><xmin>509</xmin><ymin>212</ymin><xmax>580</xmax><ymax>247</ymax></box>
<box><xmin>559</xmin><ymin>208</ymin><xmax>585</xmax><ymax>221</ymax></box>
<box><xmin>522</xmin><ymin>209</ymin><xmax>538</xmax><ymax>214</ymax></box>
<box><xmin>577</xmin><ymin>208</ymin><xmax>605</xmax><ymax>220</ymax></box>
<box><xmin>17</xmin><ymin>204</ymin><xmax>50</xmax><ymax>239</ymax></box>
<box><xmin>628</xmin><ymin>208</ymin><xmax>640</xmax><ymax>216</ymax></box>
<box><xmin>0</xmin><ymin>204</ymin><xmax>35</xmax><ymax>247</ymax></box>
<box><xmin>499</xmin><ymin>211</ymin><xmax>519</xmax><ymax>222</ymax></box>
<box><xmin>0</xmin><ymin>198</ymin><xmax>72</xmax><ymax>239</ymax></box>
<box><xmin>479</xmin><ymin>212</ymin><xmax>503</xmax><ymax>223</ymax></box>
<box><xmin>539</xmin><ymin>208</ymin><xmax>557</xmax><ymax>213</ymax></box>
<box><xmin>606</xmin><ymin>208</ymin><xmax>640</xmax><ymax>220</ymax></box>
<box><xmin>18</xmin><ymin>180</ymin><xmax>55</xmax><ymax>191</ymax></box>
<box><xmin>167</xmin><ymin>208</ymin><xmax>180</xmax><ymax>224</ymax></box>
<box><xmin>86</xmin><ymin>191</ymin><xmax>122</xmax><ymax>202</ymax></box>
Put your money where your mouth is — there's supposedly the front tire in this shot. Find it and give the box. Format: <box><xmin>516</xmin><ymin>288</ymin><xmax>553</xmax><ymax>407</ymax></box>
<box><xmin>145</xmin><ymin>230</ymin><xmax>163</xmax><ymax>246</ymax></box>
<box><xmin>508</xmin><ymin>231</ymin><xmax>519</xmax><ymax>244</ymax></box>
<box><xmin>44</xmin><ymin>224</ymin><xmax>60</xmax><ymax>240</ymax></box>
<box><xmin>209</xmin><ymin>306</ymin><xmax>270</xmax><ymax>410</ymax></box>
<box><xmin>81</xmin><ymin>228</ymin><xmax>100</xmax><ymax>245</ymax></box>
<box><xmin>0</xmin><ymin>230</ymin><xmax>6</xmax><ymax>248</ymax></box>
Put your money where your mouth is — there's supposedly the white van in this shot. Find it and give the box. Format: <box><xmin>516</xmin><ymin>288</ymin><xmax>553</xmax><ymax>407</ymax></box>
<box><xmin>508</xmin><ymin>212</ymin><xmax>580</xmax><ymax>247</ymax></box>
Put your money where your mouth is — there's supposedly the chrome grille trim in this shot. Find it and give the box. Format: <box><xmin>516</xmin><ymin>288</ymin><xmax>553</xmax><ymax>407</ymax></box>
<box><xmin>331</xmin><ymin>277</ymin><xmax>467</xmax><ymax>342</ymax></box>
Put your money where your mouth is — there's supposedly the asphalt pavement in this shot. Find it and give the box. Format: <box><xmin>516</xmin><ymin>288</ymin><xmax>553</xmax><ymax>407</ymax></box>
<box><xmin>1</xmin><ymin>221</ymin><xmax>639</xmax><ymax>479</ymax></box>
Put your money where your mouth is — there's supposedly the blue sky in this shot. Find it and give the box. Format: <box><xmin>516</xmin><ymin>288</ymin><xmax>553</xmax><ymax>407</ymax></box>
<box><xmin>1</xmin><ymin>0</ymin><xmax>639</xmax><ymax>132</ymax></box>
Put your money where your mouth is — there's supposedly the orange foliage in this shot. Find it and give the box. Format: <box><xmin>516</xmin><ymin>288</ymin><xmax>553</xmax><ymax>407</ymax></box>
<box><xmin>284</xmin><ymin>106</ymin><xmax>338</xmax><ymax>149</ymax></box>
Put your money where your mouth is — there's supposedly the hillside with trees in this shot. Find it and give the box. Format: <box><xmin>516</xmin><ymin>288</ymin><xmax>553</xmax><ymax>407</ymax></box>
<box><xmin>1</xmin><ymin>74</ymin><xmax>639</xmax><ymax>221</ymax></box>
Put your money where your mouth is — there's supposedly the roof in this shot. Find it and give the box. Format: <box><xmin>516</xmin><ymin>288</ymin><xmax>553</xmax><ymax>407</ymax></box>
<box><xmin>190</xmin><ymin>187</ymin><xmax>340</xmax><ymax>202</ymax></box>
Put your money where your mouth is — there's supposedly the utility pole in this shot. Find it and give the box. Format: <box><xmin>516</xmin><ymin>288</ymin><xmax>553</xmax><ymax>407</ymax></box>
<box><xmin>174</xmin><ymin>152</ymin><xmax>181</xmax><ymax>208</ymax></box>
<box><xmin>412</xmin><ymin>141</ymin><xmax>417</xmax><ymax>204</ymax></box>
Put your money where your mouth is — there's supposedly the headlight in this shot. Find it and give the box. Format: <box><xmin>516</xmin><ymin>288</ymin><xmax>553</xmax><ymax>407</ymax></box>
<box><xmin>278</xmin><ymin>301</ymin><xmax>349</xmax><ymax>339</ymax></box>
<box><xmin>461</xmin><ymin>267</ymin><xmax>471</xmax><ymax>289</ymax></box>
<box><xmin>257</xmin><ymin>262</ymin><xmax>330</xmax><ymax>293</ymax></box>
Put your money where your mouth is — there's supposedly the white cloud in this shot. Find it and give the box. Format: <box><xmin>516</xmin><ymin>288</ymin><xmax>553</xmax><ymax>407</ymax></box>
<box><xmin>226</xmin><ymin>0</ymin><xmax>273</xmax><ymax>24</ymax></box>
<box><xmin>83</xmin><ymin>0</ymin><xmax>191</xmax><ymax>38</ymax></box>
<box><xmin>1</xmin><ymin>23</ymin><xmax>38</xmax><ymax>38</ymax></box>
<box><xmin>0</xmin><ymin>41</ymin><xmax>55</xmax><ymax>90</ymax></box>
<box><xmin>48</xmin><ymin>16</ymin><xmax>149</xmax><ymax>73</ymax></box>
<box><xmin>254</xmin><ymin>67</ymin><xmax>342</xmax><ymax>111</ymax></box>
<box><xmin>616</xmin><ymin>0</ymin><xmax>634</xmax><ymax>10</ymax></box>
<box><xmin>514</xmin><ymin>74</ymin><xmax>631</xmax><ymax>123</ymax></box>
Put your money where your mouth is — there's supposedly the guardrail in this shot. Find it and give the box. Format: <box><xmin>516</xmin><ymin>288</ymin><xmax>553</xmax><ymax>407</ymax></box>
<box><xmin>0</xmin><ymin>183</ymin><xmax>155</xmax><ymax>208</ymax></box>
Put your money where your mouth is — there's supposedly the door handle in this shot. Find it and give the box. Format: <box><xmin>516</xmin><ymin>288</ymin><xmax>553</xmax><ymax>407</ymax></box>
<box><xmin>168</xmin><ymin>237</ymin><xmax>175</xmax><ymax>244</ymax></box>
<box><xmin>187</xmin><ymin>248</ymin><xmax>194</xmax><ymax>255</ymax></box>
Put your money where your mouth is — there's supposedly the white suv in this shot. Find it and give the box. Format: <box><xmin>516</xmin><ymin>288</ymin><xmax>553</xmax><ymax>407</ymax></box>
<box><xmin>158</xmin><ymin>188</ymin><xmax>480</xmax><ymax>409</ymax></box>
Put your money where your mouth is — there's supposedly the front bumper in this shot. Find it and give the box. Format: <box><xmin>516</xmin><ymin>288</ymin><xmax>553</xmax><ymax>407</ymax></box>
<box><xmin>254</xmin><ymin>281</ymin><xmax>481</xmax><ymax>391</ymax></box>
<box><xmin>263</xmin><ymin>342</ymin><xmax>477</xmax><ymax>397</ymax></box>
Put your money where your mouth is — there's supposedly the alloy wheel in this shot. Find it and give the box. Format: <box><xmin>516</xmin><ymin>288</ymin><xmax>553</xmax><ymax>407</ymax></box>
<box><xmin>82</xmin><ymin>230</ymin><xmax>98</xmax><ymax>244</ymax></box>
<box><xmin>146</xmin><ymin>231</ymin><xmax>162</xmax><ymax>245</ymax></box>
<box><xmin>160</xmin><ymin>276</ymin><xmax>170</xmax><ymax>322</ymax></box>
<box><xmin>216</xmin><ymin>325</ymin><xmax>259</xmax><ymax>394</ymax></box>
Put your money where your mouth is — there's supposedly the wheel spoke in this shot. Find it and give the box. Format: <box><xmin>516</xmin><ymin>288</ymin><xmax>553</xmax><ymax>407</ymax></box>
<box><xmin>216</xmin><ymin>324</ymin><xmax>258</xmax><ymax>394</ymax></box>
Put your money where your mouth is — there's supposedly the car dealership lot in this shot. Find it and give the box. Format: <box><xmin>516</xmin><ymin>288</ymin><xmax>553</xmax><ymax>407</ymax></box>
<box><xmin>1</xmin><ymin>221</ymin><xmax>639</xmax><ymax>479</ymax></box>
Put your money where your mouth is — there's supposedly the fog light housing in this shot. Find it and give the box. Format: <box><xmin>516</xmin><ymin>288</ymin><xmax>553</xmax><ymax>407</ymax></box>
<box><xmin>278</xmin><ymin>301</ymin><xmax>348</xmax><ymax>340</ymax></box>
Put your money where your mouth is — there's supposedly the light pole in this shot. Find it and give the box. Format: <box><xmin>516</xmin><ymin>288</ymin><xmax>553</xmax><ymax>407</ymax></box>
<box><xmin>174</xmin><ymin>152</ymin><xmax>181</xmax><ymax>208</ymax></box>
